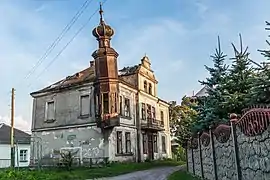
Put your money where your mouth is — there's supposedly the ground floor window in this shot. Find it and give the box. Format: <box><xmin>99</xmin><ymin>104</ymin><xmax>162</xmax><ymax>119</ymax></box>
<box><xmin>162</xmin><ymin>136</ymin><xmax>166</xmax><ymax>153</ymax></box>
<box><xmin>117</xmin><ymin>131</ymin><xmax>122</xmax><ymax>154</ymax></box>
<box><xmin>19</xmin><ymin>150</ymin><xmax>28</xmax><ymax>162</ymax></box>
<box><xmin>125</xmin><ymin>132</ymin><xmax>131</xmax><ymax>153</ymax></box>
<box><xmin>143</xmin><ymin>134</ymin><xmax>147</xmax><ymax>154</ymax></box>
<box><xmin>153</xmin><ymin>135</ymin><xmax>158</xmax><ymax>153</ymax></box>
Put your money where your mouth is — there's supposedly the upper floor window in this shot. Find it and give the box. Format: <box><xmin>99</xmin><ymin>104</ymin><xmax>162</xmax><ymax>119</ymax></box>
<box><xmin>119</xmin><ymin>96</ymin><xmax>123</xmax><ymax>115</ymax></box>
<box><xmin>146</xmin><ymin>104</ymin><xmax>151</xmax><ymax>119</ymax></box>
<box><xmin>46</xmin><ymin>101</ymin><xmax>55</xmax><ymax>121</ymax></box>
<box><xmin>144</xmin><ymin>81</ymin><xmax>147</xmax><ymax>92</ymax></box>
<box><xmin>160</xmin><ymin>111</ymin><xmax>164</xmax><ymax>125</ymax></box>
<box><xmin>80</xmin><ymin>95</ymin><xmax>90</xmax><ymax>116</ymax></box>
<box><xmin>141</xmin><ymin>103</ymin><xmax>146</xmax><ymax>120</ymax></box>
<box><xmin>151</xmin><ymin>106</ymin><xmax>156</xmax><ymax>120</ymax></box>
<box><xmin>148</xmin><ymin>83</ymin><xmax>152</xmax><ymax>95</ymax></box>
<box><xmin>103</xmin><ymin>93</ymin><xmax>109</xmax><ymax>114</ymax></box>
<box><xmin>124</xmin><ymin>98</ymin><xmax>131</xmax><ymax>117</ymax></box>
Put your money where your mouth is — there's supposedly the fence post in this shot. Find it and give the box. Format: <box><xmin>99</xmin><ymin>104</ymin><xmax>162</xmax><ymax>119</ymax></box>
<box><xmin>191</xmin><ymin>147</ymin><xmax>195</xmax><ymax>175</ymax></box>
<box><xmin>230</xmin><ymin>114</ymin><xmax>242</xmax><ymax>180</ymax></box>
<box><xmin>209</xmin><ymin>126</ymin><xmax>218</xmax><ymax>180</ymax></box>
<box><xmin>198</xmin><ymin>133</ymin><xmax>204</xmax><ymax>179</ymax></box>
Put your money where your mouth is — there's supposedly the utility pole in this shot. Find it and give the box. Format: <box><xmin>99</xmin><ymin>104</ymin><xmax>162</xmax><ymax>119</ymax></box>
<box><xmin>10</xmin><ymin>88</ymin><xmax>15</xmax><ymax>168</ymax></box>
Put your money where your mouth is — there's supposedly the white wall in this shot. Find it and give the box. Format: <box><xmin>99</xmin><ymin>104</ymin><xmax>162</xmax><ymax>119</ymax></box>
<box><xmin>0</xmin><ymin>144</ymin><xmax>30</xmax><ymax>168</ymax></box>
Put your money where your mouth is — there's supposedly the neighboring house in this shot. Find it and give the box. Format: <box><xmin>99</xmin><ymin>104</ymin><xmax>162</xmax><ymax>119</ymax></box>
<box><xmin>30</xmin><ymin>5</ymin><xmax>171</xmax><ymax>163</ymax></box>
<box><xmin>0</xmin><ymin>123</ymin><xmax>31</xmax><ymax>168</ymax></box>
<box><xmin>194</xmin><ymin>85</ymin><xmax>209</xmax><ymax>98</ymax></box>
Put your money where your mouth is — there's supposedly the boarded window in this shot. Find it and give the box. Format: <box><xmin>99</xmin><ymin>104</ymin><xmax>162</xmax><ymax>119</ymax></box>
<box><xmin>124</xmin><ymin>98</ymin><xmax>130</xmax><ymax>117</ymax></box>
<box><xmin>46</xmin><ymin>101</ymin><xmax>55</xmax><ymax>120</ymax></box>
<box><xmin>141</xmin><ymin>103</ymin><xmax>146</xmax><ymax>120</ymax></box>
<box><xmin>117</xmin><ymin>131</ymin><xmax>122</xmax><ymax>154</ymax></box>
<box><xmin>143</xmin><ymin>134</ymin><xmax>147</xmax><ymax>154</ymax></box>
<box><xmin>153</xmin><ymin>135</ymin><xmax>158</xmax><ymax>153</ymax></box>
<box><xmin>125</xmin><ymin>132</ymin><xmax>131</xmax><ymax>153</ymax></box>
<box><xmin>80</xmin><ymin>95</ymin><xmax>90</xmax><ymax>116</ymax></box>
<box><xmin>162</xmin><ymin>136</ymin><xmax>166</xmax><ymax>153</ymax></box>
<box><xmin>103</xmin><ymin>93</ymin><xmax>109</xmax><ymax>114</ymax></box>
<box><xmin>20</xmin><ymin>150</ymin><xmax>27</xmax><ymax>162</ymax></box>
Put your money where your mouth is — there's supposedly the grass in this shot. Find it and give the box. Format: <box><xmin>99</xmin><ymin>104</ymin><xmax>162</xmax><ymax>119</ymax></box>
<box><xmin>0</xmin><ymin>160</ymin><xmax>184</xmax><ymax>180</ymax></box>
<box><xmin>168</xmin><ymin>170</ymin><xmax>200</xmax><ymax>180</ymax></box>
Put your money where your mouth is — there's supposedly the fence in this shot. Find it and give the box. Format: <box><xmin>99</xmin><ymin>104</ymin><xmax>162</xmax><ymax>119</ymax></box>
<box><xmin>186</xmin><ymin>107</ymin><xmax>270</xmax><ymax>180</ymax></box>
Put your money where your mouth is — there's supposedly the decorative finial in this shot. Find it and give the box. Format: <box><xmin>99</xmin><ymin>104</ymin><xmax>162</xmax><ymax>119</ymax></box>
<box><xmin>99</xmin><ymin>2</ymin><xmax>104</xmax><ymax>23</ymax></box>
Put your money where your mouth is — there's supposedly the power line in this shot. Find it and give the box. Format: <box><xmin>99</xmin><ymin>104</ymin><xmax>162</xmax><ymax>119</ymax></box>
<box><xmin>27</xmin><ymin>0</ymin><xmax>108</xmax><ymax>89</ymax></box>
<box><xmin>21</xmin><ymin>0</ymin><xmax>93</xmax><ymax>85</ymax></box>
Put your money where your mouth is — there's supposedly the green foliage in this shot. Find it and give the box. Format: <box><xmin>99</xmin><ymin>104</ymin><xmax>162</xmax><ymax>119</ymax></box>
<box><xmin>168</xmin><ymin>170</ymin><xmax>200</xmax><ymax>180</ymax></box>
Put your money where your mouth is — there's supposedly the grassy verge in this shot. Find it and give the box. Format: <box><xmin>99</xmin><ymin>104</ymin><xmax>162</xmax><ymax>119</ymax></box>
<box><xmin>0</xmin><ymin>160</ymin><xmax>184</xmax><ymax>180</ymax></box>
<box><xmin>168</xmin><ymin>170</ymin><xmax>200</xmax><ymax>180</ymax></box>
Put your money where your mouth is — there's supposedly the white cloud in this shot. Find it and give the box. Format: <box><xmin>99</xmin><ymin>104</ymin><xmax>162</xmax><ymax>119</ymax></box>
<box><xmin>0</xmin><ymin>115</ymin><xmax>31</xmax><ymax>133</ymax></box>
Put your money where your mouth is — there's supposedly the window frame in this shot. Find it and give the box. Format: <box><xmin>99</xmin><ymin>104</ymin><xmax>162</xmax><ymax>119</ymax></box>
<box><xmin>143</xmin><ymin>80</ymin><xmax>147</xmax><ymax>92</ymax></box>
<box><xmin>103</xmin><ymin>93</ymin><xmax>109</xmax><ymax>114</ymax></box>
<box><xmin>19</xmin><ymin>149</ymin><xmax>28</xmax><ymax>162</ymax></box>
<box><xmin>45</xmin><ymin>100</ymin><xmax>55</xmax><ymax>122</ymax></box>
<box><xmin>141</xmin><ymin>103</ymin><xmax>146</xmax><ymax>120</ymax></box>
<box><xmin>160</xmin><ymin>111</ymin><xmax>164</xmax><ymax>125</ymax></box>
<box><xmin>124</xmin><ymin>98</ymin><xmax>131</xmax><ymax>117</ymax></box>
<box><xmin>116</xmin><ymin>131</ymin><xmax>123</xmax><ymax>154</ymax></box>
<box><xmin>125</xmin><ymin>132</ymin><xmax>131</xmax><ymax>153</ymax></box>
<box><xmin>153</xmin><ymin>134</ymin><xmax>158</xmax><ymax>153</ymax></box>
<box><xmin>142</xmin><ymin>133</ymin><xmax>148</xmax><ymax>154</ymax></box>
<box><xmin>148</xmin><ymin>83</ymin><xmax>152</xmax><ymax>95</ymax></box>
<box><xmin>119</xmin><ymin>96</ymin><xmax>123</xmax><ymax>115</ymax></box>
<box><xmin>80</xmin><ymin>94</ymin><xmax>90</xmax><ymax>117</ymax></box>
<box><xmin>162</xmin><ymin>136</ymin><xmax>166</xmax><ymax>153</ymax></box>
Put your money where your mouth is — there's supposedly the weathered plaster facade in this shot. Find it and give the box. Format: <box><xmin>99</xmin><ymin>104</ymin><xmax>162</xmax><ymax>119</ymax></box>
<box><xmin>30</xmin><ymin>5</ymin><xmax>171</xmax><ymax>164</ymax></box>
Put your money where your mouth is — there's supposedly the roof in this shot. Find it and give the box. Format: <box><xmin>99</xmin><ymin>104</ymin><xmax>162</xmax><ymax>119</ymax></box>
<box><xmin>195</xmin><ymin>85</ymin><xmax>209</xmax><ymax>97</ymax></box>
<box><xmin>0</xmin><ymin>123</ymin><xmax>31</xmax><ymax>144</ymax></box>
<box><xmin>31</xmin><ymin>66</ymin><xmax>95</xmax><ymax>95</ymax></box>
<box><xmin>118</xmin><ymin>65</ymin><xmax>139</xmax><ymax>76</ymax></box>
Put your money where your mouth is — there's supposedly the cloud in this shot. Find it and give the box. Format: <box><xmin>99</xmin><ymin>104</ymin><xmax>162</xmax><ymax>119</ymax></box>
<box><xmin>0</xmin><ymin>115</ymin><xmax>31</xmax><ymax>133</ymax></box>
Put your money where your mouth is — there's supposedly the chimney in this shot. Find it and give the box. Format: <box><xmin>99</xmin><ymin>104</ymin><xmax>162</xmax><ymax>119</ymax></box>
<box><xmin>90</xmin><ymin>61</ymin><xmax>95</xmax><ymax>67</ymax></box>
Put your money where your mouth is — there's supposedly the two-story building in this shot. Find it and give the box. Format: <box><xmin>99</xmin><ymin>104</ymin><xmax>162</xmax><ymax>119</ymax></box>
<box><xmin>30</xmin><ymin>5</ymin><xmax>171</xmax><ymax>163</ymax></box>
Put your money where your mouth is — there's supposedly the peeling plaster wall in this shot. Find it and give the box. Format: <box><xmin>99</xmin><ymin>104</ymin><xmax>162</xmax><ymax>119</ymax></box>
<box><xmin>31</xmin><ymin>126</ymin><xmax>107</xmax><ymax>160</ymax></box>
<box><xmin>214</xmin><ymin>135</ymin><xmax>237</xmax><ymax>180</ymax></box>
<box><xmin>109</xmin><ymin>126</ymin><xmax>137</xmax><ymax>162</ymax></box>
<box><xmin>237</xmin><ymin>127</ymin><xmax>270</xmax><ymax>180</ymax></box>
<box><xmin>32</xmin><ymin>85</ymin><xmax>95</xmax><ymax>130</ymax></box>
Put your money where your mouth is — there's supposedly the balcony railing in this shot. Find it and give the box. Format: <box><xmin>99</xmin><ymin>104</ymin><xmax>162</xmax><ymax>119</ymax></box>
<box><xmin>96</xmin><ymin>113</ymin><xmax>120</xmax><ymax>129</ymax></box>
<box><xmin>141</xmin><ymin>117</ymin><xmax>164</xmax><ymax>131</ymax></box>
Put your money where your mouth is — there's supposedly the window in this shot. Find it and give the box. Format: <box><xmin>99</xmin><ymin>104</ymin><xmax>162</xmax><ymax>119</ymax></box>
<box><xmin>152</xmin><ymin>107</ymin><xmax>156</xmax><ymax>120</ymax></box>
<box><xmin>144</xmin><ymin>81</ymin><xmax>147</xmax><ymax>92</ymax></box>
<box><xmin>20</xmin><ymin>150</ymin><xmax>27</xmax><ymax>162</ymax></box>
<box><xmin>146</xmin><ymin>104</ymin><xmax>151</xmax><ymax>120</ymax></box>
<box><xmin>148</xmin><ymin>83</ymin><xmax>152</xmax><ymax>95</ymax></box>
<box><xmin>103</xmin><ymin>93</ymin><xmax>109</xmax><ymax>114</ymax></box>
<box><xmin>46</xmin><ymin>101</ymin><xmax>55</xmax><ymax>120</ymax></box>
<box><xmin>153</xmin><ymin>135</ymin><xmax>158</xmax><ymax>153</ymax></box>
<box><xmin>141</xmin><ymin>103</ymin><xmax>146</xmax><ymax>120</ymax></box>
<box><xmin>119</xmin><ymin>96</ymin><xmax>123</xmax><ymax>115</ymax></box>
<box><xmin>143</xmin><ymin>134</ymin><xmax>147</xmax><ymax>154</ymax></box>
<box><xmin>117</xmin><ymin>131</ymin><xmax>122</xmax><ymax>154</ymax></box>
<box><xmin>124</xmin><ymin>98</ymin><xmax>130</xmax><ymax>117</ymax></box>
<box><xmin>125</xmin><ymin>132</ymin><xmax>131</xmax><ymax>153</ymax></box>
<box><xmin>162</xmin><ymin>136</ymin><xmax>166</xmax><ymax>153</ymax></box>
<box><xmin>160</xmin><ymin>111</ymin><xmax>164</xmax><ymax>125</ymax></box>
<box><xmin>80</xmin><ymin>95</ymin><xmax>90</xmax><ymax>116</ymax></box>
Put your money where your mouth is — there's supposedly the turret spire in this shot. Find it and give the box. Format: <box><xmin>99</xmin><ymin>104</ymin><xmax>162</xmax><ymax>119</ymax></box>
<box><xmin>99</xmin><ymin>2</ymin><xmax>104</xmax><ymax>24</ymax></box>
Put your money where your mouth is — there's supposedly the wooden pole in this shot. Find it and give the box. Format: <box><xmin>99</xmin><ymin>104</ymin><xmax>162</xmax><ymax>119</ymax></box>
<box><xmin>10</xmin><ymin>88</ymin><xmax>15</xmax><ymax>168</ymax></box>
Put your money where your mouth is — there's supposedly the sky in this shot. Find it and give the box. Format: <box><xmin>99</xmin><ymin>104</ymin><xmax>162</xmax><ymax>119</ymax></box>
<box><xmin>0</xmin><ymin>0</ymin><xmax>270</xmax><ymax>132</ymax></box>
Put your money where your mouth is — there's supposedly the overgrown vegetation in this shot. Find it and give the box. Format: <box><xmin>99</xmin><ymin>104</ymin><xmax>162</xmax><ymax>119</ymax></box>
<box><xmin>170</xmin><ymin>21</ymin><xmax>270</xmax><ymax>146</ymax></box>
<box><xmin>168</xmin><ymin>170</ymin><xmax>200</xmax><ymax>180</ymax></box>
<box><xmin>0</xmin><ymin>160</ymin><xmax>184</xmax><ymax>180</ymax></box>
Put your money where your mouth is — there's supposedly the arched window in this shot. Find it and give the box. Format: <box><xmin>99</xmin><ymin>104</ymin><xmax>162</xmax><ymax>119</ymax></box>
<box><xmin>144</xmin><ymin>81</ymin><xmax>147</xmax><ymax>92</ymax></box>
<box><xmin>148</xmin><ymin>83</ymin><xmax>152</xmax><ymax>95</ymax></box>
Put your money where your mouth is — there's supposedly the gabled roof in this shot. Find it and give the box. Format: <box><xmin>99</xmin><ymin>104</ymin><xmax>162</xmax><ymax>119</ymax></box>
<box><xmin>195</xmin><ymin>85</ymin><xmax>209</xmax><ymax>97</ymax></box>
<box><xmin>0</xmin><ymin>123</ymin><xmax>31</xmax><ymax>144</ymax></box>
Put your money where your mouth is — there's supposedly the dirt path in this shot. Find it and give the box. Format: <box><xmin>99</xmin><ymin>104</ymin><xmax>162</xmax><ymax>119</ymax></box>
<box><xmin>91</xmin><ymin>165</ymin><xmax>184</xmax><ymax>180</ymax></box>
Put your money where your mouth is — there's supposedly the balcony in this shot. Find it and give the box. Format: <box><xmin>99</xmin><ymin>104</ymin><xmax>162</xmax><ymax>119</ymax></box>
<box><xmin>96</xmin><ymin>113</ymin><xmax>120</xmax><ymax>129</ymax></box>
<box><xmin>141</xmin><ymin>118</ymin><xmax>164</xmax><ymax>131</ymax></box>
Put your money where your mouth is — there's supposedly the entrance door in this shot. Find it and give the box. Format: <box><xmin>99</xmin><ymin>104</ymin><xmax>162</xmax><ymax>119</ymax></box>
<box><xmin>148</xmin><ymin>133</ymin><xmax>154</xmax><ymax>160</ymax></box>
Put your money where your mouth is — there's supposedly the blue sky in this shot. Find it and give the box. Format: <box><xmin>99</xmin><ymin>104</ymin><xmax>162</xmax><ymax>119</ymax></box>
<box><xmin>0</xmin><ymin>0</ymin><xmax>270</xmax><ymax>132</ymax></box>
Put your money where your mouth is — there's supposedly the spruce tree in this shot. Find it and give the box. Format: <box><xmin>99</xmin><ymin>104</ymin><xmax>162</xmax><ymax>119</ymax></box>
<box><xmin>250</xmin><ymin>21</ymin><xmax>270</xmax><ymax>105</ymax></box>
<box><xmin>222</xmin><ymin>34</ymin><xmax>255</xmax><ymax>115</ymax></box>
<box><xmin>198</xmin><ymin>37</ymin><xmax>229</xmax><ymax>128</ymax></box>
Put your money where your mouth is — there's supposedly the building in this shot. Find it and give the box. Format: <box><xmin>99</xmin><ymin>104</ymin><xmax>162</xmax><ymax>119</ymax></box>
<box><xmin>30</xmin><ymin>5</ymin><xmax>171</xmax><ymax>163</ymax></box>
<box><xmin>0</xmin><ymin>123</ymin><xmax>31</xmax><ymax>168</ymax></box>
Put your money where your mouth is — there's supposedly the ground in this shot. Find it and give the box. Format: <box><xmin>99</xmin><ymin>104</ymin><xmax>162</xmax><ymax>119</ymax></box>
<box><xmin>92</xmin><ymin>166</ymin><xmax>183</xmax><ymax>180</ymax></box>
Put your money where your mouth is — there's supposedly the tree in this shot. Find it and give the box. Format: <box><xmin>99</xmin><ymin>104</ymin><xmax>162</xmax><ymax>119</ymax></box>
<box><xmin>250</xmin><ymin>21</ymin><xmax>270</xmax><ymax>105</ymax></box>
<box><xmin>222</xmin><ymin>34</ymin><xmax>255</xmax><ymax>115</ymax></box>
<box><xmin>169</xmin><ymin>96</ymin><xmax>198</xmax><ymax>146</ymax></box>
<box><xmin>197</xmin><ymin>37</ymin><xmax>229</xmax><ymax>129</ymax></box>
